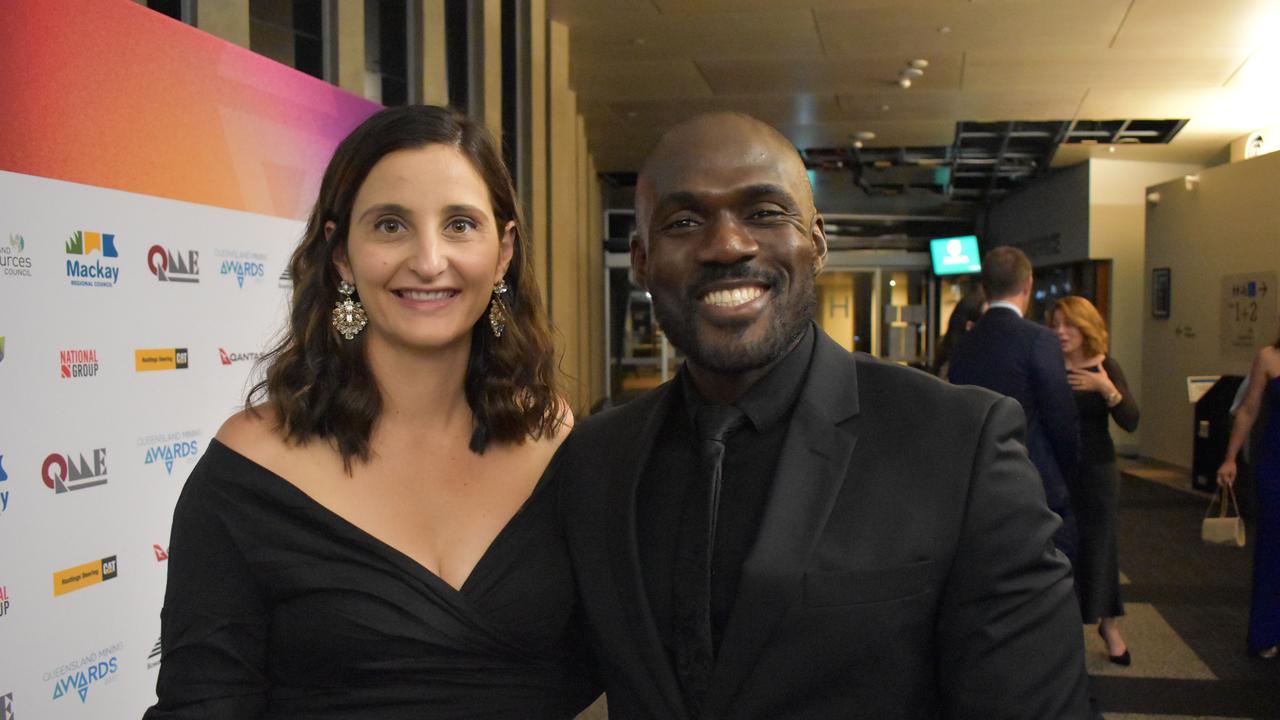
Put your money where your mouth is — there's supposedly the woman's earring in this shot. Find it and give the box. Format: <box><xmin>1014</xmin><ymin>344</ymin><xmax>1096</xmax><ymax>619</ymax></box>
<box><xmin>332</xmin><ymin>280</ymin><xmax>368</xmax><ymax>340</ymax></box>
<box><xmin>488</xmin><ymin>280</ymin><xmax>509</xmax><ymax>338</ymax></box>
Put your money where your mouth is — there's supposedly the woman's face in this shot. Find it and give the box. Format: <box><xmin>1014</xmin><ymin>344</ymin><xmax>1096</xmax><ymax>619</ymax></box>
<box><xmin>1051</xmin><ymin>309</ymin><xmax>1083</xmax><ymax>357</ymax></box>
<box><xmin>331</xmin><ymin>144</ymin><xmax>513</xmax><ymax>354</ymax></box>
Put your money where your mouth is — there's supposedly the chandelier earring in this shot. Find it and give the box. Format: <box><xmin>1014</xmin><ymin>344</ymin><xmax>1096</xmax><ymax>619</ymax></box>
<box><xmin>332</xmin><ymin>280</ymin><xmax>368</xmax><ymax>340</ymax></box>
<box><xmin>488</xmin><ymin>280</ymin><xmax>509</xmax><ymax>338</ymax></box>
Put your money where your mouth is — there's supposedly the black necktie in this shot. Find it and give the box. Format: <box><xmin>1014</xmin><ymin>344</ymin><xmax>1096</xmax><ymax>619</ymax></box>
<box><xmin>674</xmin><ymin>404</ymin><xmax>746</xmax><ymax>716</ymax></box>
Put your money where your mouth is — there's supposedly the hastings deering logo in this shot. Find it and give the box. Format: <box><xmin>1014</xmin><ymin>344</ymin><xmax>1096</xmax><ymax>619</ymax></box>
<box><xmin>134</xmin><ymin>348</ymin><xmax>189</xmax><ymax>372</ymax></box>
<box><xmin>146</xmin><ymin>245</ymin><xmax>199</xmax><ymax>283</ymax></box>
<box><xmin>65</xmin><ymin>231</ymin><xmax>120</xmax><ymax>287</ymax></box>
<box><xmin>52</xmin><ymin>556</ymin><xmax>118</xmax><ymax>597</ymax></box>
<box><xmin>42</xmin><ymin>449</ymin><xmax>108</xmax><ymax>494</ymax></box>
<box><xmin>59</xmin><ymin>349</ymin><xmax>99</xmax><ymax>379</ymax></box>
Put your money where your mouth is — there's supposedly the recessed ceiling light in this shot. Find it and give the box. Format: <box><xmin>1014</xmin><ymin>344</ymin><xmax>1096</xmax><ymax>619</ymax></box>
<box><xmin>854</xmin><ymin>130</ymin><xmax>877</xmax><ymax>140</ymax></box>
<box><xmin>897</xmin><ymin>77</ymin><xmax>912</xmax><ymax>89</ymax></box>
<box><xmin>902</xmin><ymin>67</ymin><xmax>924</xmax><ymax>78</ymax></box>
<box><xmin>938</xmin><ymin>26</ymin><xmax>951</xmax><ymax>33</ymax></box>
<box><xmin>881</xmin><ymin>104</ymin><xmax>891</xmax><ymax>111</ymax></box>
<box><xmin>910</xmin><ymin>59</ymin><xmax>929</xmax><ymax>69</ymax></box>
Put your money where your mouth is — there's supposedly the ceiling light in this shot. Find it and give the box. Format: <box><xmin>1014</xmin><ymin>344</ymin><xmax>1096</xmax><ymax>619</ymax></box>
<box><xmin>854</xmin><ymin>130</ymin><xmax>877</xmax><ymax>141</ymax></box>
<box><xmin>938</xmin><ymin>26</ymin><xmax>951</xmax><ymax>33</ymax></box>
<box><xmin>897</xmin><ymin>77</ymin><xmax>912</xmax><ymax>89</ymax></box>
<box><xmin>881</xmin><ymin>104</ymin><xmax>891</xmax><ymax>111</ymax></box>
<box><xmin>852</xmin><ymin>140</ymin><xmax>864</xmax><ymax>149</ymax></box>
<box><xmin>909</xmin><ymin>59</ymin><xmax>929</xmax><ymax>69</ymax></box>
<box><xmin>902</xmin><ymin>67</ymin><xmax>924</xmax><ymax>78</ymax></box>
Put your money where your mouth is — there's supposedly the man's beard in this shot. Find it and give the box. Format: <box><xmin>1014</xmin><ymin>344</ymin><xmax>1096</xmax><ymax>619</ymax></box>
<box><xmin>652</xmin><ymin>263</ymin><xmax>816</xmax><ymax>375</ymax></box>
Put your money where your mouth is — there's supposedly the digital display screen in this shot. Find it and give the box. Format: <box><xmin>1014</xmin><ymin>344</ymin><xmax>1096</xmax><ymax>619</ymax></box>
<box><xmin>930</xmin><ymin>235</ymin><xmax>982</xmax><ymax>276</ymax></box>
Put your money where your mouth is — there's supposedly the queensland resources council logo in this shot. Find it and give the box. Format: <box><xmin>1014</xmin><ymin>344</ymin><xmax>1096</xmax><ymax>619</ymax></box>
<box><xmin>215</xmin><ymin>248</ymin><xmax>266</xmax><ymax>288</ymax></box>
<box><xmin>59</xmin><ymin>348</ymin><xmax>100</xmax><ymax>379</ymax></box>
<box><xmin>52</xmin><ymin>556</ymin><xmax>117</xmax><ymax>598</ymax></box>
<box><xmin>1</xmin><ymin>453</ymin><xmax>8</xmax><ymax>515</ymax></box>
<box><xmin>140</xmin><ymin>430</ymin><xmax>200</xmax><ymax>475</ymax></box>
<box><xmin>0</xmin><ymin>584</ymin><xmax>9</xmax><ymax>619</ymax></box>
<box><xmin>147</xmin><ymin>244</ymin><xmax>199</xmax><ymax>283</ymax></box>
<box><xmin>219</xmin><ymin>347</ymin><xmax>260</xmax><ymax>365</ymax></box>
<box><xmin>65</xmin><ymin>230</ymin><xmax>120</xmax><ymax>287</ymax></box>
<box><xmin>44</xmin><ymin>641</ymin><xmax>122</xmax><ymax>703</ymax></box>
<box><xmin>2</xmin><ymin>233</ymin><xmax>32</xmax><ymax>277</ymax></box>
<box><xmin>134</xmin><ymin>347</ymin><xmax>188</xmax><ymax>372</ymax></box>
<box><xmin>42</xmin><ymin>449</ymin><xmax>108</xmax><ymax>494</ymax></box>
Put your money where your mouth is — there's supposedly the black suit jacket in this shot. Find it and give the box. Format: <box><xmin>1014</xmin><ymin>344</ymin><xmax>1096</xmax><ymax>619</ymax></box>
<box><xmin>947</xmin><ymin>306</ymin><xmax>1080</xmax><ymax>512</ymax></box>
<box><xmin>558</xmin><ymin>329</ymin><xmax>1089</xmax><ymax>719</ymax></box>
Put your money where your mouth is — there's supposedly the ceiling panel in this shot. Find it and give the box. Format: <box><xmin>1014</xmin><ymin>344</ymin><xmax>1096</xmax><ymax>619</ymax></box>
<box><xmin>569</xmin><ymin>59</ymin><xmax>714</xmax><ymax>100</ymax></box>
<box><xmin>695</xmin><ymin>54</ymin><xmax>963</xmax><ymax>96</ymax></box>
<box><xmin>1111</xmin><ymin>0</ymin><xmax>1280</xmax><ymax>50</ymax></box>
<box><xmin>1076</xmin><ymin>88</ymin><xmax>1227</xmax><ymax>119</ymax></box>
<box><xmin>776</xmin><ymin>120</ymin><xmax>957</xmax><ymax>149</ymax></box>
<box><xmin>837</xmin><ymin>89</ymin><xmax>1086</xmax><ymax>122</ymax></box>
<box><xmin>566</xmin><ymin>11</ymin><xmax>822</xmax><ymax>60</ymax></box>
<box><xmin>547</xmin><ymin>0</ymin><xmax>661</xmax><ymax>23</ymax></box>
<box><xmin>607</xmin><ymin>94</ymin><xmax>843</xmax><ymax>128</ymax></box>
<box><xmin>963</xmin><ymin>49</ymin><xmax>1250</xmax><ymax>89</ymax></box>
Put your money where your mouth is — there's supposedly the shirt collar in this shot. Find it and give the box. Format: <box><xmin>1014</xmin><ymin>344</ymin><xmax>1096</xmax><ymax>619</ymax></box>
<box><xmin>680</xmin><ymin>323</ymin><xmax>816</xmax><ymax>433</ymax></box>
<box><xmin>987</xmin><ymin>299</ymin><xmax>1023</xmax><ymax>317</ymax></box>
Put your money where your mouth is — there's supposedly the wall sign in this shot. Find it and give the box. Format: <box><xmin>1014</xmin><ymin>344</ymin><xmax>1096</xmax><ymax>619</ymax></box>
<box><xmin>1221</xmin><ymin>271</ymin><xmax>1277</xmax><ymax>359</ymax></box>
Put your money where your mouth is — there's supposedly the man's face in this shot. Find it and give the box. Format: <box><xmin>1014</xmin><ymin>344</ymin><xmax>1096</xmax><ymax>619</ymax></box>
<box><xmin>633</xmin><ymin>119</ymin><xmax>827</xmax><ymax>374</ymax></box>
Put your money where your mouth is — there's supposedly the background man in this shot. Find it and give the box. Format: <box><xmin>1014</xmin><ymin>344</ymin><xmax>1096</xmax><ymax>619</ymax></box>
<box><xmin>948</xmin><ymin>246</ymin><xmax>1081</xmax><ymax>557</ymax></box>
<box><xmin>557</xmin><ymin>113</ymin><xmax>1089</xmax><ymax>719</ymax></box>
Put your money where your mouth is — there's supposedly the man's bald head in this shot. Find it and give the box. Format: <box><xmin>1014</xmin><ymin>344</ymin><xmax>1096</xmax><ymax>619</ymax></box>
<box><xmin>635</xmin><ymin>113</ymin><xmax>815</xmax><ymax>241</ymax></box>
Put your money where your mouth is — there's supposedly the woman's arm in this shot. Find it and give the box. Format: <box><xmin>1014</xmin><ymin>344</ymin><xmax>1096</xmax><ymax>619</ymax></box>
<box><xmin>1216</xmin><ymin>350</ymin><xmax>1270</xmax><ymax>487</ymax></box>
<box><xmin>1102</xmin><ymin>356</ymin><xmax>1139</xmax><ymax>433</ymax></box>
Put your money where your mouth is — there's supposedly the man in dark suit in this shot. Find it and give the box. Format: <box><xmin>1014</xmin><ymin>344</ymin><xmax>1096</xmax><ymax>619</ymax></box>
<box><xmin>557</xmin><ymin>113</ymin><xmax>1089</xmax><ymax>719</ymax></box>
<box><xmin>947</xmin><ymin>247</ymin><xmax>1081</xmax><ymax>557</ymax></box>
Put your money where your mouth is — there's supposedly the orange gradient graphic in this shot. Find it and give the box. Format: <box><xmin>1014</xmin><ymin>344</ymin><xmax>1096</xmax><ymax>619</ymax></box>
<box><xmin>0</xmin><ymin>0</ymin><xmax>381</xmax><ymax>220</ymax></box>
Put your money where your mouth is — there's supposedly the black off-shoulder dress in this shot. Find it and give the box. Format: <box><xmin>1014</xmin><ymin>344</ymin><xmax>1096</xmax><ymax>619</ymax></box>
<box><xmin>144</xmin><ymin>439</ymin><xmax>599</xmax><ymax>719</ymax></box>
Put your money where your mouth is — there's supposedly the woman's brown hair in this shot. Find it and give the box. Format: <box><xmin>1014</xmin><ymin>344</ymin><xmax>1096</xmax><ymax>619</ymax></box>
<box><xmin>1049</xmin><ymin>295</ymin><xmax>1109</xmax><ymax>358</ymax></box>
<box><xmin>248</xmin><ymin>105</ymin><xmax>560</xmax><ymax>468</ymax></box>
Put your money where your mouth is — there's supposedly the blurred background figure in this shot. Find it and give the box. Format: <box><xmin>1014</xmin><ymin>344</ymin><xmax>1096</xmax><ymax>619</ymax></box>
<box><xmin>1216</xmin><ymin>322</ymin><xmax>1280</xmax><ymax>660</ymax></box>
<box><xmin>1050</xmin><ymin>296</ymin><xmax>1140</xmax><ymax>666</ymax></box>
<box><xmin>933</xmin><ymin>290</ymin><xmax>985</xmax><ymax>381</ymax></box>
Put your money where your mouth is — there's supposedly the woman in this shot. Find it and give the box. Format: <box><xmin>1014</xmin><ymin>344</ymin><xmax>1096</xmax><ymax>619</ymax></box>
<box><xmin>1049</xmin><ymin>296</ymin><xmax>1139</xmax><ymax>666</ymax></box>
<box><xmin>1216</xmin><ymin>323</ymin><xmax>1280</xmax><ymax>659</ymax></box>
<box><xmin>933</xmin><ymin>289</ymin><xmax>984</xmax><ymax>380</ymax></box>
<box><xmin>145</xmin><ymin>106</ymin><xmax>598</xmax><ymax>717</ymax></box>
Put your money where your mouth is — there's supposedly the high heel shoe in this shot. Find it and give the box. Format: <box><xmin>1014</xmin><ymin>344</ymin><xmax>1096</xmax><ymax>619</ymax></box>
<box><xmin>1256</xmin><ymin>645</ymin><xmax>1278</xmax><ymax>660</ymax></box>
<box><xmin>1098</xmin><ymin>626</ymin><xmax>1131</xmax><ymax>666</ymax></box>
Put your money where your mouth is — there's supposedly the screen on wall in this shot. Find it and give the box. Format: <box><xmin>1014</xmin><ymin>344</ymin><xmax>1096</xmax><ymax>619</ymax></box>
<box><xmin>929</xmin><ymin>235</ymin><xmax>982</xmax><ymax>275</ymax></box>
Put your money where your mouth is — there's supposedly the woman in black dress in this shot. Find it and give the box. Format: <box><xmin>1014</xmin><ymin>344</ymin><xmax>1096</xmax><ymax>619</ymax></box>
<box><xmin>1050</xmin><ymin>296</ymin><xmax>1140</xmax><ymax>666</ymax></box>
<box><xmin>145</xmin><ymin>106</ymin><xmax>598</xmax><ymax>718</ymax></box>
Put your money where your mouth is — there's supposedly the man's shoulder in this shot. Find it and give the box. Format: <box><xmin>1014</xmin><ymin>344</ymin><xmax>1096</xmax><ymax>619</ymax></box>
<box><xmin>852</xmin><ymin>351</ymin><xmax>1004</xmax><ymax>418</ymax></box>
<box><xmin>571</xmin><ymin>383</ymin><xmax>670</xmax><ymax>445</ymax></box>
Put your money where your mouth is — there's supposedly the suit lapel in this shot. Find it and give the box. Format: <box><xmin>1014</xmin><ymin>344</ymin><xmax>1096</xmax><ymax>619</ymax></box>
<box><xmin>705</xmin><ymin>332</ymin><xmax>861</xmax><ymax>715</ymax></box>
<box><xmin>605</xmin><ymin>381</ymin><xmax>690</xmax><ymax>720</ymax></box>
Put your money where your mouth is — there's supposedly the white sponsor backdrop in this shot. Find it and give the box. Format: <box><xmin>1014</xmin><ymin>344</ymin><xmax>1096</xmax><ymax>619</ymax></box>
<box><xmin>0</xmin><ymin>169</ymin><xmax>304</xmax><ymax>718</ymax></box>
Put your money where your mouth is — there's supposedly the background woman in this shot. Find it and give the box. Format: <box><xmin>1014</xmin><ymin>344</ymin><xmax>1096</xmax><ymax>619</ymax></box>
<box><xmin>933</xmin><ymin>289</ymin><xmax>985</xmax><ymax>380</ymax></box>
<box><xmin>145</xmin><ymin>106</ymin><xmax>598</xmax><ymax>717</ymax></box>
<box><xmin>1216</xmin><ymin>324</ymin><xmax>1280</xmax><ymax>659</ymax></box>
<box><xmin>1050</xmin><ymin>296</ymin><xmax>1139</xmax><ymax>665</ymax></box>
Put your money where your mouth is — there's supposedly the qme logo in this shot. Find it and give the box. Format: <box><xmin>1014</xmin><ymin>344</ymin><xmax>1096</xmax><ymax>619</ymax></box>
<box><xmin>44</xmin><ymin>641</ymin><xmax>122</xmax><ymax>703</ymax></box>
<box><xmin>147</xmin><ymin>245</ymin><xmax>199</xmax><ymax>283</ymax></box>
<box><xmin>153</xmin><ymin>545</ymin><xmax>169</xmax><ymax>562</ymax></box>
<box><xmin>1</xmin><ymin>233</ymin><xmax>32</xmax><ymax>277</ymax></box>
<box><xmin>65</xmin><ymin>230</ymin><xmax>120</xmax><ymax>287</ymax></box>
<box><xmin>219</xmin><ymin>348</ymin><xmax>260</xmax><ymax>365</ymax></box>
<box><xmin>0</xmin><ymin>453</ymin><xmax>8</xmax><ymax>516</ymax></box>
<box><xmin>215</xmin><ymin>248</ymin><xmax>267</xmax><ymax>289</ymax></box>
<box><xmin>52</xmin><ymin>556</ymin><xmax>118</xmax><ymax>598</ymax></box>
<box><xmin>42</xmin><ymin>449</ymin><xmax>108</xmax><ymax>494</ymax></box>
<box><xmin>0</xmin><ymin>584</ymin><xmax>10</xmax><ymax>619</ymax></box>
<box><xmin>147</xmin><ymin>637</ymin><xmax>162</xmax><ymax>670</ymax></box>
<box><xmin>139</xmin><ymin>430</ymin><xmax>200</xmax><ymax>475</ymax></box>
<box><xmin>134</xmin><ymin>348</ymin><xmax>189</xmax><ymax>372</ymax></box>
<box><xmin>59</xmin><ymin>348</ymin><xmax>100</xmax><ymax>379</ymax></box>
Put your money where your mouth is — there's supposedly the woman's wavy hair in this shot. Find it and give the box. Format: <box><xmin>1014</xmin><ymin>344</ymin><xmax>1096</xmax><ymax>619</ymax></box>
<box><xmin>1049</xmin><ymin>295</ymin><xmax>1109</xmax><ymax>357</ymax></box>
<box><xmin>248</xmin><ymin>105</ymin><xmax>560</xmax><ymax>468</ymax></box>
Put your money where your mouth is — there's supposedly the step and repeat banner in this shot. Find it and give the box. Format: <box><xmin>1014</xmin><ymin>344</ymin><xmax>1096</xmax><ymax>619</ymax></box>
<box><xmin>0</xmin><ymin>1</ymin><xmax>379</xmax><ymax>718</ymax></box>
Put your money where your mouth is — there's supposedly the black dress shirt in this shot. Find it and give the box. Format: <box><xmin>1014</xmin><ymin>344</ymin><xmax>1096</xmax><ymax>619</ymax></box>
<box><xmin>637</xmin><ymin>324</ymin><xmax>816</xmax><ymax>660</ymax></box>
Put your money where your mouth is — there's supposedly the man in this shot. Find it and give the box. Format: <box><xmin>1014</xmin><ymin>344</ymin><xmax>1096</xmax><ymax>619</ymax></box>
<box><xmin>557</xmin><ymin>113</ymin><xmax>1089</xmax><ymax>719</ymax></box>
<box><xmin>947</xmin><ymin>247</ymin><xmax>1081</xmax><ymax>557</ymax></box>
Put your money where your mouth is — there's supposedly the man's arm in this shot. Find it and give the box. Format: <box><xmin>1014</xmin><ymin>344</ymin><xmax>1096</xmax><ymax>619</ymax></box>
<box><xmin>936</xmin><ymin>396</ymin><xmax>1090</xmax><ymax>719</ymax></box>
<box><xmin>1030</xmin><ymin>328</ymin><xmax>1080</xmax><ymax>480</ymax></box>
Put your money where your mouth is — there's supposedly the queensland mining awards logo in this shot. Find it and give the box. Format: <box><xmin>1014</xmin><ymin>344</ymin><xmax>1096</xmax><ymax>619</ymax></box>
<box><xmin>134</xmin><ymin>348</ymin><xmax>189</xmax><ymax>372</ymax></box>
<box><xmin>42</xmin><ymin>449</ymin><xmax>108</xmax><ymax>494</ymax></box>
<box><xmin>215</xmin><ymin>248</ymin><xmax>267</xmax><ymax>288</ymax></box>
<box><xmin>219</xmin><ymin>348</ymin><xmax>260</xmax><ymax>365</ymax></box>
<box><xmin>44</xmin><ymin>641</ymin><xmax>122</xmax><ymax>703</ymax></box>
<box><xmin>59</xmin><ymin>348</ymin><xmax>100</xmax><ymax>379</ymax></box>
<box><xmin>52</xmin><ymin>556</ymin><xmax>117</xmax><ymax>598</ymax></box>
<box><xmin>146</xmin><ymin>244</ymin><xmax>199</xmax><ymax>283</ymax></box>
<box><xmin>65</xmin><ymin>230</ymin><xmax>120</xmax><ymax>287</ymax></box>
<box><xmin>1</xmin><ymin>233</ymin><xmax>32</xmax><ymax>277</ymax></box>
<box><xmin>0</xmin><ymin>453</ymin><xmax>8</xmax><ymax>516</ymax></box>
<box><xmin>139</xmin><ymin>430</ymin><xmax>200</xmax><ymax>475</ymax></box>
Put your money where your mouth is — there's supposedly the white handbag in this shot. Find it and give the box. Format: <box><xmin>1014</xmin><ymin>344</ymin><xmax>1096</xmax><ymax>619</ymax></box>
<box><xmin>1202</xmin><ymin>485</ymin><xmax>1246</xmax><ymax>547</ymax></box>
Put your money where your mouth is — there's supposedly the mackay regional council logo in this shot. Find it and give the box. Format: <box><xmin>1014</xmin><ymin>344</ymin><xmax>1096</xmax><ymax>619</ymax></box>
<box><xmin>146</xmin><ymin>245</ymin><xmax>199</xmax><ymax>283</ymax></box>
<box><xmin>65</xmin><ymin>230</ymin><xmax>120</xmax><ymax>287</ymax></box>
<box><xmin>42</xmin><ymin>449</ymin><xmax>109</xmax><ymax>494</ymax></box>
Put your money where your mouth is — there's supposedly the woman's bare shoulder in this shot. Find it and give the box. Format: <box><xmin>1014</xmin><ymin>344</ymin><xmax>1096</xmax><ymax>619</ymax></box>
<box><xmin>215</xmin><ymin>406</ymin><xmax>295</xmax><ymax>469</ymax></box>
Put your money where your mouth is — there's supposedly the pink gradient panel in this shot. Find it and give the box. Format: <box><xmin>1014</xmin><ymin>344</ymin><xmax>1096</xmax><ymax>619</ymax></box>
<box><xmin>0</xmin><ymin>0</ymin><xmax>381</xmax><ymax>219</ymax></box>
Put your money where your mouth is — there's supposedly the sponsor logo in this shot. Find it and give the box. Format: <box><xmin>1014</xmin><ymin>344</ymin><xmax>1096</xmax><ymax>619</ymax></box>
<box><xmin>1</xmin><ymin>233</ymin><xmax>32</xmax><ymax>277</ymax></box>
<box><xmin>134</xmin><ymin>348</ymin><xmax>188</xmax><ymax>372</ymax></box>
<box><xmin>44</xmin><ymin>642</ymin><xmax>122</xmax><ymax>703</ymax></box>
<box><xmin>218</xmin><ymin>348</ymin><xmax>260</xmax><ymax>365</ymax></box>
<box><xmin>146</xmin><ymin>245</ymin><xmax>199</xmax><ymax>283</ymax></box>
<box><xmin>0</xmin><ymin>585</ymin><xmax>9</xmax><ymax>619</ymax></box>
<box><xmin>59</xmin><ymin>348</ymin><xmax>99</xmax><ymax>379</ymax></box>
<box><xmin>0</xmin><ymin>691</ymin><xmax>11</xmax><ymax>719</ymax></box>
<box><xmin>0</xmin><ymin>453</ymin><xmax>8</xmax><ymax>515</ymax></box>
<box><xmin>42</xmin><ymin>449</ymin><xmax>108</xmax><ymax>494</ymax></box>
<box><xmin>215</xmin><ymin>249</ymin><xmax>267</xmax><ymax>288</ymax></box>
<box><xmin>52</xmin><ymin>556</ymin><xmax>117</xmax><ymax>598</ymax></box>
<box><xmin>279</xmin><ymin>267</ymin><xmax>292</xmax><ymax>288</ymax></box>
<box><xmin>147</xmin><ymin>637</ymin><xmax>162</xmax><ymax>670</ymax></box>
<box><xmin>0</xmin><ymin>336</ymin><xmax>5</xmax><ymax>363</ymax></box>
<box><xmin>65</xmin><ymin>231</ymin><xmax>120</xmax><ymax>287</ymax></box>
<box><xmin>153</xmin><ymin>545</ymin><xmax>169</xmax><ymax>562</ymax></box>
<box><xmin>139</xmin><ymin>430</ymin><xmax>200</xmax><ymax>474</ymax></box>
